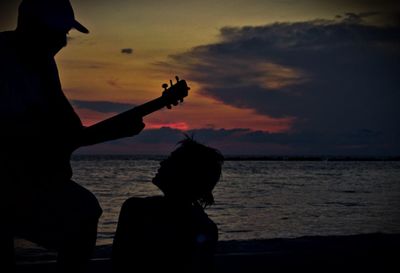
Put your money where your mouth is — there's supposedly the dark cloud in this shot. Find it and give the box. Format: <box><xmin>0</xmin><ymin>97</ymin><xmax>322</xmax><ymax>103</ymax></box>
<box><xmin>186</xmin><ymin>128</ymin><xmax>399</xmax><ymax>155</ymax></box>
<box><xmin>121</xmin><ymin>48</ymin><xmax>133</xmax><ymax>54</ymax></box>
<box><xmin>106</xmin><ymin>78</ymin><xmax>121</xmax><ymax>88</ymax></box>
<box><xmin>76</xmin><ymin>127</ymin><xmax>400</xmax><ymax>156</ymax></box>
<box><xmin>134</xmin><ymin>127</ymin><xmax>184</xmax><ymax>143</ymax></box>
<box><xmin>336</xmin><ymin>11</ymin><xmax>400</xmax><ymax>26</ymax></box>
<box><xmin>72</xmin><ymin>100</ymin><xmax>135</xmax><ymax>113</ymax></box>
<box><xmin>337</xmin><ymin>12</ymin><xmax>378</xmax><ymax>24</ymax></box>
<box><xmin>159</xmin><ymin>14</ymin><xmax>400</xmax><ymax>155</ymax></box>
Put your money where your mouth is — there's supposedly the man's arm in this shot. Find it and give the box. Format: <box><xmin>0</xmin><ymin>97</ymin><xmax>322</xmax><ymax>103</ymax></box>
<box><xmin>77</xmin><ymin>115</ymin><xmax>145</xmax><ymax>148</ymax></box>
<box><xmin>74</xmin><ymin>77</ymin><xmax>189</xmax><ymax>149</ymax></box>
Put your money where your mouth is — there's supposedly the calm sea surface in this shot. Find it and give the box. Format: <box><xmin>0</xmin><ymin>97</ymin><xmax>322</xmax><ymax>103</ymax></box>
<box><xmin>71</xmin><ymin>156</ymin><xmax>400</xmax><ymax>246</ymax></box>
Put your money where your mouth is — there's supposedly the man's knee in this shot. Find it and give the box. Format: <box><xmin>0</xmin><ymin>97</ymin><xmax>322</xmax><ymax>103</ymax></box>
<box><xmin>63</xmin><ymin>181</ymin><xmax>103</xmax><ymax>221</ymax></box>
<box><xmin>78</xmin><ymin>188</ymin><xmax>103</xmax><ymax>221</ymax></box>
<box><xmin>83</xmin><ymin>188</ymin><xmax>102</xmax><ymax>219</ymax></box>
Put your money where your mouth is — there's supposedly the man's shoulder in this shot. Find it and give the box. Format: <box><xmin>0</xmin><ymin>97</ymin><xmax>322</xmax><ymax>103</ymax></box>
<box><xmin>122</xmin><ymin>196</ymin><xmax>165</xmax><ymax>211</ymax></box>
<box><xmin>123</xmin><ymin>195</ymin><xmax>164</xmax><ymax>204</ymax></box>
<box><xmin>0</xmin><ymin>31</ymin><xmax>15</xmax><ymax>46</ymax></box>
<box><xmin>0</xmin><ymin>31</ymin><xmax>16</xmax><ymax>60</ymax></box>
<box><xmin>191</xmin><ymin>205</ymin><xmax>218</xmax><ymax>231</ymax></box>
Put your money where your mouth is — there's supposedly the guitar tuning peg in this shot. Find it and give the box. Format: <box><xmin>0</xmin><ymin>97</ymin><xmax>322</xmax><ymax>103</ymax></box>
<box><xmin>166</xmin><ymin>104</ymin><xmax>172</xmax><ymax>109</ymax></box>
<box><xmin>180</xmin><ymin>98</ymin><xmax>184</xmax><ymax>103</ymax></box>
<box><xmin>170</xmin><ymin>79</ymin><xmax>173</xmax><ymax>86</ymax></box>
<box><xmin>175</xmin><ymin>76</ymin><xmax>180</xmax><ymax>82</ymax></box>
<box><xmin>162</xmin><ymin>83</ymin><xmax>168</xmax><ymax>90</ymax></box>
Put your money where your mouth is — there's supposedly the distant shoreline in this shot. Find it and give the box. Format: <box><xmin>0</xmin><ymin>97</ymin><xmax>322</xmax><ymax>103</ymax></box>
<box><xmin>72</xmin><ymin>154</ymin><xmax>400</xmax><ymax>162</ymax></box>
<box><xmin>224</xmin><ymin>155</ymin><xmax>400</xmax><ymax>161</ymax></box>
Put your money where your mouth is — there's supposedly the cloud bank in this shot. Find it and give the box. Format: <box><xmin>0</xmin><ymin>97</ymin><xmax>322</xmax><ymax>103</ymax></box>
<box><xmin>76</xmin><ymin>127</ymin><xmax>399</xmax><ymax>156</ymax></box>
<box><xmin>74</xmin><ymin>13</ymin><xmax>400</xmax><ymax>155</ymax></box>
<box><xmin>152</xmin><ymin>13</ymin><xmax>400</xmax><ymax>154</ymax></box>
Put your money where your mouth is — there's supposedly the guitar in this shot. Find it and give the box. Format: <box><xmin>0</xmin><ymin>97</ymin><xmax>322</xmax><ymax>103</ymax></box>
<box><xmin>78</xmin><ymin>76</ymin><xmax>190</xmax><ymax>147</ymax></box>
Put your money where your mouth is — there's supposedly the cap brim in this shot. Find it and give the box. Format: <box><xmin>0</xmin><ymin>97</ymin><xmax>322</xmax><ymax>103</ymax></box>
<box><xmin>73</xmin><ymin>20</ymin><xmax>89</xmax><ymax>34</ymax></box>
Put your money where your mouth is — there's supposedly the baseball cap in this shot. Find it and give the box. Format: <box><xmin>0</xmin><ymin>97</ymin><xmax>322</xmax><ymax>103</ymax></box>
<box><xmin>18</xmin><ymin>0</ymin><xmax>89</xmax><ymax>34</ymax></box>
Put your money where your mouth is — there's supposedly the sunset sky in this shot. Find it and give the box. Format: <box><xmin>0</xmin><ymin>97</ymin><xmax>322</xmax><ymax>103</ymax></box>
<box><xmin>1</xmin><ymin>0</ymin><xmax>399</xmax><ymax>155</ymax></box>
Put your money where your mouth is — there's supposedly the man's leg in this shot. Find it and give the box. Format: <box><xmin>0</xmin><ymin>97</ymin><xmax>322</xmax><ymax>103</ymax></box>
<box><xmin>56</xmin><ymin>213</ymin><xmax>100</xmax><ymax>272</ymax></box>
<box><xmin>56</xmin><ymin>202</ymin><xmax>101</xmax><ymax>271</ymax></box>
<box><xmin>55</xmin><ymin>181</ymin><xmax>102</xmax><ymax>272</ymax></box>
<box><xmin>0</xmin><ymin>213</ymin><xmax>15</xmax><ymax>272</ymax></box>
<box><xmin>15</xmin><ymin>180</ymin><xmax>102</xmax><ymax>273</ymax></box>
<box><xmin>0</xmin><ymin>189</ymin><xmax>16</xmax><ymax>272</ymax></box>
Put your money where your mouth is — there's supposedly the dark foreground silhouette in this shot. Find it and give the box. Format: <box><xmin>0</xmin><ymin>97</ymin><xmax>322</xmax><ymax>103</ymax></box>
<box><xmin>0</xmin><ymin>0</ymin><xmax>191</xmax><ymax>272</ymax></box>
<box><xmin>1</xmin><ymin>1</ymin><xmax>109</xmax><ymax>272</ymax></box>
<box><xmin>15</xmin><ymin>233</ymin><xmax>399</xmax><ymax>273</ymax></box>
<box><xmin>112</xmin><ymin>137</ymin><xmax>224</xmax><ymax>273</ymax></box>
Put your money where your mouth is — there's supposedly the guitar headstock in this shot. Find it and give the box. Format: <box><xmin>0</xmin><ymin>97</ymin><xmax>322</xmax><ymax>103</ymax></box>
<box><xmin>161</xmin><ymin>76</ymin><xmax>190</xmax><ymax>109</ymax></box>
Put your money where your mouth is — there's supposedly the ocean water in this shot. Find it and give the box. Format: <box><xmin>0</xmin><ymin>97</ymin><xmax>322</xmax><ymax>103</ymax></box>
<box><xmin>71</xmin><ymin>156</ymin><xmax>400</xmax><ymax>246</ymax></box>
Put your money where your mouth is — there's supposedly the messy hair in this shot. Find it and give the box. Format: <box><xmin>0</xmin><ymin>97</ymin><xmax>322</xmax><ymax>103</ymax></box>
<box><xmin>170</xmin><ymin>135</ymin><xmax>224</xmax><ymax>208</ymax></box>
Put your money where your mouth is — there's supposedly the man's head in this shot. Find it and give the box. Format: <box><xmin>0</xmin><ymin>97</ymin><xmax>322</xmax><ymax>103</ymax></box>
<box><xmin>152</xmin><ymin>136</ymin><xmax>224</xmax><ymax>208</ymax></box>
<box><xmin>16</xmin><ymin>0</ymin><xmax>88</xmax><ymax>55</ymax></box>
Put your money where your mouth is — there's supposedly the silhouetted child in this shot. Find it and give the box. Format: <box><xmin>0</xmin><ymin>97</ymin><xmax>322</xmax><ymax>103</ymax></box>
<box><xmin>112</xmin><ymin>136</ymin><xmax>224</xmax><ymax>273</ymax></box>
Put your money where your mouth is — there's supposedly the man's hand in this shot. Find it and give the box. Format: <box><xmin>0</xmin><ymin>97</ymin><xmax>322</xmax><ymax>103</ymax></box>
<box><xmin>124</xmin><ymin>117</ymin><xmax>145</xmax><ymax>137</ymax></box>
<box><xmin>104</xmin><ymin>116</ymin><xmax>145</xmax><ymax>139</ymax></box>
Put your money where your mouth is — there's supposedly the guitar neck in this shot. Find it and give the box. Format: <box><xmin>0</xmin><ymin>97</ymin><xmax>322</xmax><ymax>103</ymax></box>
<box><xmin>120</xmin><ymin>96</ymin><xmax>167</xmax><ymax>118</ymax></box>
<box><xmin>87</xmin><ymin>96</ymin><xmax>167</xmax><ymax>133</ymax></box>
<box><xmin>79</xmin><ymin>96</ymin><xmax>168</xmax><ymax>148</ymax></box>
<box><xmin>78</xmin><ymin>77</ymin><xmax>189</xmax><ymax>148</ymax></box>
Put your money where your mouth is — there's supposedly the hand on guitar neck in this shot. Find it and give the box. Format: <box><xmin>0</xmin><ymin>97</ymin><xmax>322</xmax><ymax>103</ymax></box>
<box><xmin>77</xmin><ymin>76</ymin><xmax>190</xmax><ymax>148</ymax></box>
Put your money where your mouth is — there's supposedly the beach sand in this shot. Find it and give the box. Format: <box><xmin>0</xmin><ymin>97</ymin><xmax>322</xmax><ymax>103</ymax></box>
<box><xmin>15</xmin><ymin>233</ymin><xmax>399</xmax><ymax>272</ymax></box>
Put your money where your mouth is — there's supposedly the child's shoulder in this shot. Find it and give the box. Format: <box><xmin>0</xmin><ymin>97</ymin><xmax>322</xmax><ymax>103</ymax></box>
<box><xmin>121</xmin><ymin>195</ymin><xmax>166</xmax><ymax>212</ymax></box>
<box><xmin>191</xmin><ymin>205</ymin><xmax>218</xmax><ymax>231</ymax></box>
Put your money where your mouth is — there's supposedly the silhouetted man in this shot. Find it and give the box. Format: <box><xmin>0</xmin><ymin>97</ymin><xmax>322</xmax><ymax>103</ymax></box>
<box><xmin>0</xmin><ymin>0</ymin><xmax>144</xmax><ymax>272</ymax></box>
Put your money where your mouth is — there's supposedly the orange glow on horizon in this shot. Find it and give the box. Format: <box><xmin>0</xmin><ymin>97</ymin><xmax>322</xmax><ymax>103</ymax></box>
<box><xmin>147</xmin><ymin>122</ymin><xmax>189</xmax><ymax>131</ymax></box>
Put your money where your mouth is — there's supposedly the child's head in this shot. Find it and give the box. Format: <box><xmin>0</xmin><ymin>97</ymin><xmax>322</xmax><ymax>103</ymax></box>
<box><xmin>152</xmin><ymin>136</ymin><xmax>224</xmax><ymax>208</ymax></box>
